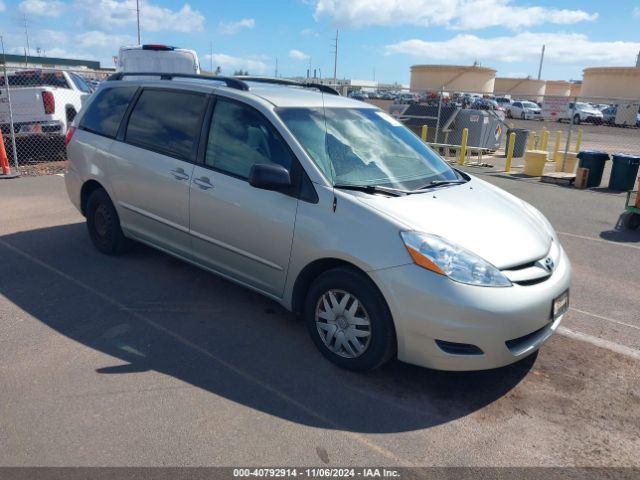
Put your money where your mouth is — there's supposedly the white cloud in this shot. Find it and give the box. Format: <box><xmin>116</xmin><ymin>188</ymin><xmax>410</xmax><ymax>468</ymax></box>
<box><xmin>19</xmin><ymin>0</ymin><xmax>64</xmax><ymax>17</ymax></box>
<box><xmin>0</xmin><ymin>1</ymin><xmax>6</xmax><ymax>12</ymax></box>
<box><xmin>385</xmin><ymin>32</ymin><xmax>640</xmax><ymax>66</ymax></box>
<box><xmin>300</xmin><ymin>28</ymin><xmax>319</xmax><ymax>37</ymax></box>
<box><xmin>75</xmin><ymin>31</ymin><xmax>136</xmax><ymax>49</ymax></box>
<box><xmin>218</xmin><ymin>18</ymin><xmax>255</xmax><ymax>35</ymax></box>
<box><xmin>634</xmin><ymin>7</ymin><xmax>640</xmax><ymax>17</ymax></box>
<box><xmin>313</xmin><ymin>0</ymin><xmax>597</xmax><ymax>30</ymax></box>
<box><xmin>289</xmin><ymin>49</ymin><xmax>309</xmax><ymax>60</ymax></box>
<box><xmin>79</xmin><ymin>0</ymin><xmax>204</xmax><ymax>33</ymax></box>
<box><xmin>205</xmin><ymin>53</ymin><xmax>270</xmax><ymax>75</ymax></box>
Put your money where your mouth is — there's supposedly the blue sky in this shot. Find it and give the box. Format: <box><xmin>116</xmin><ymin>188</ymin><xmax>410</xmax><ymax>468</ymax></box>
<box><xmin>0</xmin><ymin>0</ymin><xmax>639</xmax><ymax>84</ymax></box>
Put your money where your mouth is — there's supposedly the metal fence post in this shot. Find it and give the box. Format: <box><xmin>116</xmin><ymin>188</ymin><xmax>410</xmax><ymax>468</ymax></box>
<box><xmin>435</xmin><ymin>85</ymin><xmax>443</xmax><ymax>143</ymax></box>
<box><xmin>562</xmin><ymin>97</ymin><xmax>577</xmax><ymax>172</ymax></box>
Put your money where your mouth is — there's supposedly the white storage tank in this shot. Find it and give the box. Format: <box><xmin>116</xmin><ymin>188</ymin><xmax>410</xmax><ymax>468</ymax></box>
<box><xmin>410</xmin><ymin>64</ymin><xmax>496</xmax><ymax>93</ymax></box>
<box><xmin>494</xmin><ymin>77</ymin><xmax>546</xmax><ymax>102</ymax></box>
<box><xmin>581</xmin><ymin>67</ymin><xmax>640</xmax><ymax>98</ymax></box>
<box><xmin>545</xmin><ymin>80</ymin><xmax>572</xmax><ymax>97</ymax></box>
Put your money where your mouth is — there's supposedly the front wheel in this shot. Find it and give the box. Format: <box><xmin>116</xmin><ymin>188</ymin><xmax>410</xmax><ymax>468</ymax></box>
<box><xmin>86</xmin><ymin>189</ymin><xmax>131</xmax><ymax>255</ymax></box>
<box><xmin>304</xmin><ymin>268</ymin><xmax>396</xmax><ymax>371</ymax></box>
<box><xmin>573</xmin><ymin>114</ymin><xmax>581</xmax><ymax>125</ymax></box>
<box><xmin>520</xmin><ymin>112</ymin><xmax>526</xmax><ymax>120</ymax></box>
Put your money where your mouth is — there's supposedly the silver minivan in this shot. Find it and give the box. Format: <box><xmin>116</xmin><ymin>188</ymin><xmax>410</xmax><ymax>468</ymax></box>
<box><xmin>65</xmin><ymin>75</ymin><xmax>571</xmax><ymax>371</ymax></box>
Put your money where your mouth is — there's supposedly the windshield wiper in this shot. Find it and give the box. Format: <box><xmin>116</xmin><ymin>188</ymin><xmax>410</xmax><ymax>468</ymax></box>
<box><xmin>414</xmin><ymin>179</ymin><xmax>467</xmax><ymax>191</ymax></box>
<box><xmin>333</xmin><ymin>184</ymin><xmax>407</xmax><ymax>196</ymax></box>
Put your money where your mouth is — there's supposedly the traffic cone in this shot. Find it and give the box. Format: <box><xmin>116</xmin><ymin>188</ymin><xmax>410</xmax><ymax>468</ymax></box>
<box><xmin>0</xmin><ymin>130</ymin><xmax>19</xmax><ymax>179</ymax></box>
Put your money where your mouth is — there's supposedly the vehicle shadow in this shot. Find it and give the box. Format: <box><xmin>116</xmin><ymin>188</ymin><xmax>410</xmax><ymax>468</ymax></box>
<box><xmin>599</xmin><ymin>213</ymin><xmax>640</xmax><ymax>243</ymax></box>
<box><xmin>0</xmin><ymin>223</ymin><xmax>535</xmax><ymax>434</ymax></box>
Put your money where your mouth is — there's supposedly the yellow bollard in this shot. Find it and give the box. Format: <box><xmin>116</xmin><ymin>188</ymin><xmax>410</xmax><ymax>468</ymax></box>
<box><xmin>505</xmin><ymin>132</ymin><xmax>516</xmax><ymax>173</ymax></box>
<box><xmin>575</xmin><ymin>128</ymin><xmax>583</xmax><ymax>153</ymax></box>
<box><xmin>458</xmin><ymin>128</ymin><xmax>468</xmax><ymax>165</ymax></box>
<box><xmin>540</xmin><ymin>128</ymin><xmax>549</xmax><ymax>151</ymax></box>
<box><xmin>527</xmin><ymin>131</ymin><xmax>536</xmax><ymax>151</ymax></box>
<box><xmin>553</xmin><ymin>131</ymin><xmax>562</xmax><ymax>162</ymax></box>
<box><xmin>421</xmin><ymin>124</ymin><xmax>428</xmax><ymax>142</ymax></box>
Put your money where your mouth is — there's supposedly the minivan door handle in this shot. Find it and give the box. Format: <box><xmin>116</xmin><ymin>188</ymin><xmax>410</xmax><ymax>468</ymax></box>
<box><xmin>193</xmin><ymin>176</ymin><xmax>213</xmax><ymax>190</ymax></box>
<box><xmin>170</xmin><ymin>168</ymin><xmax>190</xmax><ymax>181</ymax></box>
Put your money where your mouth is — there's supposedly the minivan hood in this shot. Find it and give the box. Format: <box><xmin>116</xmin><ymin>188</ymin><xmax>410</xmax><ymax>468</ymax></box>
<box><xmin>357</xmin><ymin>178</ymin><xmax>551</xmax><ymax>269</ymax></box>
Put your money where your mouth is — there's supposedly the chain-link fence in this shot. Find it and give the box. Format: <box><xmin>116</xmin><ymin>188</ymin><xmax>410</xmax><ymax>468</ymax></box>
<box><xmin>367</xmin><ymin>86</ymin><xmax>640</xmax><ymax>187</ymax></box>
<box><xmin>1</xmin><ymin>67</ymin><xmax>110</xmax><ymax>176</ymax></box>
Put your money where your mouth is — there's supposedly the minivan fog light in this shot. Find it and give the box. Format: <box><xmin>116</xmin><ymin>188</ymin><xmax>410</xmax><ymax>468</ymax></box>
<box><xmin>400</xmin><ymin>231</ymin><xmax>512</xmax><ymax>287</ymax></box>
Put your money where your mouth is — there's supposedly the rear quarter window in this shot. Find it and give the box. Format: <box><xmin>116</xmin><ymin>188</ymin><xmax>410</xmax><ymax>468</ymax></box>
<box><xmin>79</xmin><ymin>86</ymin><xmax>138</xmax><ymax>139</ymax></box>
<box><xmin>125</xmin><ymin>89</ymin><xmax>207</xmax><ymax>161</ymax></box>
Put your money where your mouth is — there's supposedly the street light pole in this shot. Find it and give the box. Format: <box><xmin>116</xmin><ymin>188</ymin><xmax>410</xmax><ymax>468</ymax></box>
<box><xmin>136</xmin><ymin>0</ymin><xmax>141</xmax><ymax>44</ymax></box>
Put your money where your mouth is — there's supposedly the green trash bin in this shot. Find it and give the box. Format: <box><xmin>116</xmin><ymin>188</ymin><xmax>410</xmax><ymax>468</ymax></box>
<box><xmin>505</xmin><ymin>128</ymin><xmax>529</xmax><ymax>158</ymax></box>
<box><xmin>577</xmin><ymin>151</ymin><xmax>610</xmax><ymax>188</ymax></box>
<box><xmin>608</xmin><ymin>154</ymin><xmax>640</xmax><ymax>191</ymax></box>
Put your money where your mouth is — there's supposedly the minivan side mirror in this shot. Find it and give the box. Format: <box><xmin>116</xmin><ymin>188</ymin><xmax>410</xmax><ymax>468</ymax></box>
<box><xmin>248</xmin><ymin>163</ymin><xmax>292</xmax><ymax>191</ymax></box>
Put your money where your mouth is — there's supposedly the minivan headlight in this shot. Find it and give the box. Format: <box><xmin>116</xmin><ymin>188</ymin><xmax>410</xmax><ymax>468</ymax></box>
<box><xmin>400</xmin><ymin>232</ymin><xmax>511</xmax><ymax>287</ymax></box>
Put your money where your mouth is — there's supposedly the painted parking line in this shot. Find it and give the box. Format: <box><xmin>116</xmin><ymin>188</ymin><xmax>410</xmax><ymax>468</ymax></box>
<box><xmin>558</xmin><ymin>327</ymin><xmax>640</xmax><ymax>361</ymax></box>
<box><xmin>570</xmin><ymin>307</ymin><xmax>640</xmax><ymax>332</ymax></box>
<box><xmin>0</xmin><ymin>237</ymin><xmax>412</xmax><ymax>467</ymax></box>
<box><xmin>557</xmin><ymin>231</ymin><xmax>640</xmax><ymax>250</ymax></box>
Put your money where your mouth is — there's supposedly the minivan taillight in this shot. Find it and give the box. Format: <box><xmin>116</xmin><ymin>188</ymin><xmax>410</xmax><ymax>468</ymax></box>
<box><xmin>64</xmin><ymin>126</ymin><xmax>76</xmax><ymax>146</ymax></box>
<box><xmin>42</xmin><ymin>91</ymin><xmax>55</xmax><ymax>114</ymax></box>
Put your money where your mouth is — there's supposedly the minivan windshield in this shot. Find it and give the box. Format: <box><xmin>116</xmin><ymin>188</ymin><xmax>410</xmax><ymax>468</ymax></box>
<box><xmin>277</xmin><ymin>107</ymin><xmax>458</xmax><ymax>190</ymax></box>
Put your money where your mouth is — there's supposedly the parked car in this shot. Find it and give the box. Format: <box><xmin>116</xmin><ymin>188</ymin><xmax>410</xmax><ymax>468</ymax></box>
<box><xmin>470</xmin><ymin>98</ymin><xmax>506</xmax><ymax>120</ymax></box>
<box><xmin>602</xmin><ymin>106</ymin><xmax>617</xmax><ymax>125</ymax></box>
<box><xmin>65</xmin><ymin>74</ymin><xmax>571</xmax><ymax>372</ymax></box>
<box><xmin>558</xmin><ymin>102</ymin><xmax>603</xmax><ymax>125</ymax></box>
<box><xmin>507</xmin><ymin>101</ymin><xmax>541</xmax><ymax>120</ymax></box>
<box><xmin>494</xmin><ymin>97</ymin><xmax>512</xmax><ymax>109</ymax></box>
<box><xmin>0</xmin><ymin>69</ymin><xmax>92</xmax><ymax>146</ymax></box>
<box><xmin>117</xmin><ymin>44</ymin><xmax>201</xmax><ymax>75</ymax></box>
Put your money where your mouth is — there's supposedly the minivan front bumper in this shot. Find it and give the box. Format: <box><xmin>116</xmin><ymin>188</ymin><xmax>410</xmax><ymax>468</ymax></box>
<box><xmin>370</xmin><ymin>246</ymin><xmax>571</xmax><ymax>370</ymax></box>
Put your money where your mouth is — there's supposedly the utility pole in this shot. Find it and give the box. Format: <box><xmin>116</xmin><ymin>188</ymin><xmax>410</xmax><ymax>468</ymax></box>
<box><xmin>136</xmin><ymin>0</ymin><xmax>141</xmax><ymax>44</ymax></box>
<box><xmin>537</xmin><ymin>44</ymin><xmax>545</xmax><ymax>80</ymax></box>
<box><xmin>210</xmin><ymin>41</ymin><xmax>213</xmax><ymax>71</ymax></box>
<box><xmin>23</xmin><ymin>14</ymin><xmax>30</xmax><ymax>66</ymax></box>
<box><xmin>275</xmin><ymin>57</ymin><xmax>278</xmax><ymax>77</ymax></box>
<box><xmin>332</xmin><ymin>30</ymin><xmax>338</xmax><ymax>87</ymax></box>
<box><xmin>636</xmin><ymin>50</ymin><xmax>640</xmax><ymax>68</ymax></box>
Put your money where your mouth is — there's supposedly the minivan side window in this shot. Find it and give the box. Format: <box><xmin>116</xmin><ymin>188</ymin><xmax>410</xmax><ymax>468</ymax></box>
<box><xmin>205</xmin><ymin>98</ymin><xmax>293</xmax><ymax>179</ymax></box>
<box><xmin>125</xmin><ymin>89</ymin><xmax>207</xmax><ymax>161</ymax></box>
<box><xmin>79</xmin><ymin>86</ymin><xmax>138</xmax><ymax>139</ymax></box>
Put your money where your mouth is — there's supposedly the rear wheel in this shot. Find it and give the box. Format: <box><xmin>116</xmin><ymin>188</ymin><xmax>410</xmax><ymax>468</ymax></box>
<box><xmin>86</xmin><ymin>189</ymin><xmax>131</xmax><ymax>255</ymax></box>
<box><xmin>573</xmin><ymin>114</ymin><xmax>581</xmax><ymax>125</ymax></box>
<box><xmin>304</xmin><ymin>268</ymin><xmax>396</xmax><ymax>371</ymax></box>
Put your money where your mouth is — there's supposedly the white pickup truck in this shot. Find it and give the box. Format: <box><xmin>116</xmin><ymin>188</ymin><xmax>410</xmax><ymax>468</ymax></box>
<box><xmin>0</xmin><ymin>70</ymin><xmax>92</xmax><ymax>143</ymax></box>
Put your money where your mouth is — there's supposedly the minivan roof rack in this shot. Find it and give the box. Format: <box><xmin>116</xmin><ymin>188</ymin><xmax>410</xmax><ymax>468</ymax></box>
<box><xmin>107</xmin><ymin>72</ymin><xmax>250</xmax><ymax>91</ymax></box>
<box><xmin>106</xmin><ymin>72</ymin><xmax>341</xmax><ymax>96</ymax></box>
<box><xmin>236</xmin><ymin>76</ymin><xmax>341</xmax><ymax>96</ymax></box>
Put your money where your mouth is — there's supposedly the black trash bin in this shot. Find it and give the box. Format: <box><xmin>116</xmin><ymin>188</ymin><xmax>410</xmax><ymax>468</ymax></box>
<box><xmin>608</xmin><ymin>154</ymin><xmax>640</xmax><ymax>191</ymax></box>
<box><xmin>505</xmin><ymin>128</ymin><xmax>529</xmax><ymax>158</ymax></box>
<box><xmin>577</xmin><ymin>151</ymin><xmax>610</xmax><ymax>188</ymax></box>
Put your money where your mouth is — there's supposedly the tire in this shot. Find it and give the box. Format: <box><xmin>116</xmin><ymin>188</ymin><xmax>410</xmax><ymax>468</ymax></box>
<box><xmin>506</xmin><ymin>110</ymin><xmax>512</xmax><ymax>119</ymax></box>
<box><xmin>86</xmin><ymin>189</ymin><xmax>131</xmax><ymax>255</ymax></box>
<box><xmin>304</xmin><ymin>267</ymin><xmax>396</xmax><ymax>371</ymax></box>
<box><xmin>520</xmin><ymin>112</ymin><xmax>525</xmax><ymax>120</ymax></box>
<box><xmin>627</xmin><ymin>213</ymin><xmax>640</xmax><ymax>231</ymax></box>
<box><xmin>573</xmin><ymin>114</ymin><xmax>581</xmax><ymax>125</ymax></box>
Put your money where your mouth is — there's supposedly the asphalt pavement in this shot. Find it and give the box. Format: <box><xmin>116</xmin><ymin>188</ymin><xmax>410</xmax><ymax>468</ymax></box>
<box><xmin>0</xmin><ymin>174</ymin><xmax>638</xmax><ymax>467</ymax></box>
